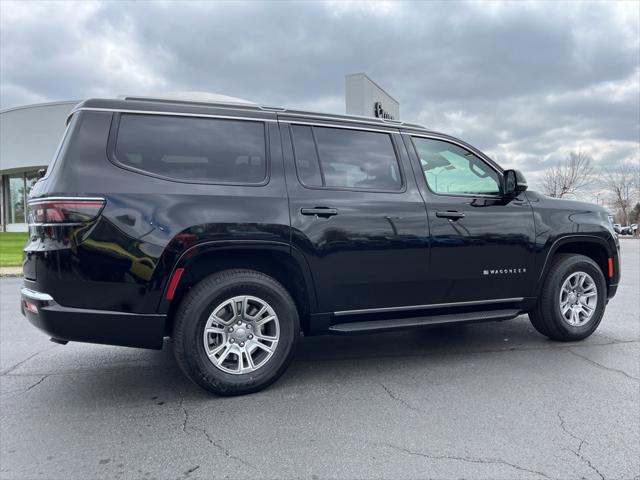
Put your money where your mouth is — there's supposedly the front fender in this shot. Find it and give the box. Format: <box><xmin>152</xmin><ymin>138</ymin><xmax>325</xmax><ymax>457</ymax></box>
<box><xmin>535</xmin><ymin>234</ymin><xmax>619</xmax><ymax>297</ymax></box>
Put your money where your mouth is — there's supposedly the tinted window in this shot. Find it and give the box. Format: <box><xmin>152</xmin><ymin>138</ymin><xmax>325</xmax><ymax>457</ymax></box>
<box><xmin>115</xmin><ymin>114</ymin><xmax>267</xmax><ymax>183</ymax></box>
<box><xmin>291</xmin><ymin>126</ymin><xmax>322</xmax><ymax>186</ymax></box>
<box><xmin>412</xmin><ymin>137</ymin><xmax>501</xmax><ymax>195</ymax></box>
<box><xmin>291</xmin><ymin>125</ymin><xmax>402</xmax><ymax>191</ymax></box>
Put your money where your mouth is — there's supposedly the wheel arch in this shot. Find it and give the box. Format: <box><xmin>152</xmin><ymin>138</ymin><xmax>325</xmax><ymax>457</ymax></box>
<box><xmin>159</xmin><ymin>241</ymin><xmax>318</xmax><ymax>335</ymax></box>
<box><xmin>536</xmin><ymin>235</ymin><xmax>614</xmax><ymax>297</ymax></box>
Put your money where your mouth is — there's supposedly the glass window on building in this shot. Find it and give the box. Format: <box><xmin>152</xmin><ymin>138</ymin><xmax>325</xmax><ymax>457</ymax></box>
<box><xmin>25</xmin><ymin>171</ymin><xmax>39</xmax><ymax>195</ymax></box>
<box><xmin>4</xmin><ymin>170</ymin><xmax>41</xmax><ymax>227</ymax></box>
<box><xmin>8</xmin><ymin>174</ymin><xmax>26</xmax><ymax>224</ymax></box>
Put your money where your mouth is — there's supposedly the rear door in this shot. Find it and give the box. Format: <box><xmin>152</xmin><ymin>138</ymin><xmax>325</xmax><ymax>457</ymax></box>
<box><xmin>403</xmin><ymin>132</ymin><xmax>536</xmax><ymax>304</ymax></box>
<box><xmin>280</xmin><ymin>118</ymin><xmax>431</xmax><ymax>314</ymax></box>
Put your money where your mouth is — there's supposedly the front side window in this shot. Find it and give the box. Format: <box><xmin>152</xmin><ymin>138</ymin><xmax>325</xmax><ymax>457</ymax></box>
<box><xmin>114</xmin><ymin>114</ymin><xmax>267</xmax><ymax>184</ymax></box>
<box><xmin>291</xmin><ymin>125</ymin><xmax>402</xmax><ymax>191</ymax></box>
<box><xmin>412</xmin><ymin>137</ymin><xmax>501</xmax><ymax>196</ymax></box>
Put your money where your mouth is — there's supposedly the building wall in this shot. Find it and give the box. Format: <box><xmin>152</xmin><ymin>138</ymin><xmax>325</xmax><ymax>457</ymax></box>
<box><xmin>345</xmin><ymin>73</ymin><xmax>399</xmax><ymax>120</ymax></box>
<box><xmin>0</xmin><ymin>101</ymin><xmax>77</xmax><ymax>231</ymax></box>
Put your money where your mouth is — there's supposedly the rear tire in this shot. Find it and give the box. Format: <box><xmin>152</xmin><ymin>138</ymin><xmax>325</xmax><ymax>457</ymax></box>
<box><xmin>529</xmin><ymin>254</ymin><xmax>606</xmax><ymax>342</ymax></box>
<box><xmin>172</xmin><ymin>269</ymin><xmax>299</xmax><ymax>396</ymax></box>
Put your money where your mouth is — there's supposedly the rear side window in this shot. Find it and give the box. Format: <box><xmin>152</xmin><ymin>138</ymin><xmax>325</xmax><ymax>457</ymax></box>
<box><xmin>113</xmin><ymin>114</ymin><xmax>267</xmax><ymax>184</ymax></box>
<box><xmin>291</xmin><ymin>125</ymin><xmax>402</xmax><ymax>191</ymax></box>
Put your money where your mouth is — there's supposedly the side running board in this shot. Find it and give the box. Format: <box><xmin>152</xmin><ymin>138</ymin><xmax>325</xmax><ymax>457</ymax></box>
<box><xmin>328</xmin><ymin>309</ymin><xmax>522</xmax><ymax>334</ymax></box>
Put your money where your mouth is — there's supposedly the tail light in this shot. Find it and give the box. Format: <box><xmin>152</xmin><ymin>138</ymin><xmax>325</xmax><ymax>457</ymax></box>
<box><xmin>28</xmin><ymin>197</ymin><xmax>105</xmax><ymax>225</ymax></box>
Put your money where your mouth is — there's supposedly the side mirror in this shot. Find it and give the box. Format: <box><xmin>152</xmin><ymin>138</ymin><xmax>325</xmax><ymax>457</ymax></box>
<box><xmin>503</xmin><ymin>169</ymin><xmax>528</xmax><ymax>196</ymax></box>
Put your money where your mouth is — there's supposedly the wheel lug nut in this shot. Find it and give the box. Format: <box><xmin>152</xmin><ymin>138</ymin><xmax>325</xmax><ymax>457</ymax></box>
<box><xmin>237</xmin><ymin>321</ymin><xmax>242</xmax><ymax>325</ymax></box>
<box><xmin>239</xmin><ymin>342</ymin><xmax>244</xmax><ymax>347</ymax></box>
<box><xmin>230</xmin><ymin>338</ymin><xmax>235</xmax><ymax>343</ymax></box>
<box><xmin>228</xmin><ymin>327</ymin><xmax>234</xmax><ymax>332</ymax></box>
<box><xmin>248</xmin><ymin>334</ymin><xmax>253</xmax><ymax>339</ymax></box>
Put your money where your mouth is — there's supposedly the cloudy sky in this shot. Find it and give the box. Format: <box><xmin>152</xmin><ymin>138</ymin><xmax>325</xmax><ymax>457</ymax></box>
<box><xmin>1</xmin><ymin>1</ymin><xmax>638</xmax><ymax>189</ymax></box>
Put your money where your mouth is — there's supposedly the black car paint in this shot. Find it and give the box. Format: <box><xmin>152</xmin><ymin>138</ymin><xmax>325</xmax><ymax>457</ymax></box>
<box><xmin>21</xmin><ymin>98</ymin><xmax>620</xmax><ymax>349</ymax></box>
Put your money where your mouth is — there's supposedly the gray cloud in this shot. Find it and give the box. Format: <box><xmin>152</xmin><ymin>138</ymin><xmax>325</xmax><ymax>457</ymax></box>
<box><xmin>1</xmin><ymin>0</ymin><xmax>638</xmax><ymax>191</ymax></box>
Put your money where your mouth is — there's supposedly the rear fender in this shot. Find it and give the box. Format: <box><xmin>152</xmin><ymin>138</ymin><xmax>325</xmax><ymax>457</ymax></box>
<box><xmin>157</xmin><ymin>240</ymin><xmax>318</xmax><ymax>316</ymax></box>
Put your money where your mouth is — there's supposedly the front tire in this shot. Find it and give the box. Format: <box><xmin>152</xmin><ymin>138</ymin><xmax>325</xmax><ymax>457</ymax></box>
<box><xmin>529</xmin><ymin>254</ymin><xmax>606</xmax><ymax>342</ymax></box>
<box><xmin>172</xmin><ymin>269</ymin><xmax>300</xmax><ymax>396</ymax></box>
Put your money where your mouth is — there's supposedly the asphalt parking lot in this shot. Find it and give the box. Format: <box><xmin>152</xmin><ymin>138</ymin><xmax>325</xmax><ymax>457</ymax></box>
<box><xmin>1</xmin><ymin>240</ymin><xmax>638</xmax><ymax>480</ymax></box>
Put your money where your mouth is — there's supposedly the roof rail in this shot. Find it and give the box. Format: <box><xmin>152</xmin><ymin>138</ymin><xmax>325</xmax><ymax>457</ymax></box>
<box><xmin>79</xmin><ymin>95</ymin><xmax>431</xmax><ymax>132</ymax></box>
<box><xmin>259</xmin><ymin>105</ymin><xmax>287</xmax><ymax>112</ymax></box>
<box><xmin>121</xmin><ymin>94</ymin><xmax>258</xmax><ymax>109</ymax></box>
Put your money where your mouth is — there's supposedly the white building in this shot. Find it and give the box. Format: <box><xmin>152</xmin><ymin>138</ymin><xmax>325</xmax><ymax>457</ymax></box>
<box><xmin>345</xmin><ymin>73</ymin><xmax>399</xmax><ymax>120</ymax></box>
<box><xmin>0</xmin><ymin>101</ymin><xmax>78</xmax><ymax>231</ymax></box>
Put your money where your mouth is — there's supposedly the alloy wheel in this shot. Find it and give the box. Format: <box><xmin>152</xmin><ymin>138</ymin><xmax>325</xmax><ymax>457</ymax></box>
<box><xmin>203</xmin><ymin>295</ymin><xmax>280</xmax><ymax>374</ymax></box>
<box><xmin>559</xmin><ymin>271</ymin><xmax>598</xmax><ymax>327</ymax></box>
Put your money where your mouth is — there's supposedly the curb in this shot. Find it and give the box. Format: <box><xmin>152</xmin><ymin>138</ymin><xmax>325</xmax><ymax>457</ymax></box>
<box><xmin>0</xmin><ymin>267</ymin><xmax>23</xmax><ymax>277</ymax></box>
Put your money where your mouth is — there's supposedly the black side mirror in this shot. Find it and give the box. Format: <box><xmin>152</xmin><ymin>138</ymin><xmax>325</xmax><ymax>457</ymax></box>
<box><xmin>503</xmin><ymin>169</ymin><xmax>528</xmax><ymax>196</ymax></box>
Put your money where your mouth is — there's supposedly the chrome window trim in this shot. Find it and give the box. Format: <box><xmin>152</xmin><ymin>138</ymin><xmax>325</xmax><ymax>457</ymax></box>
<box><xmin>28</xmin><ymin>222</ymin><xmax>85</xmax><ymax>227</ymax></box>
<box><xmin>28</xmin><ymin>196</ymin><xmax>106</xmax><ymax>204</ymax></box>
<box><xmin>279</xmin><ymin>119</ymin><xmax>399</xmax><ymax>134</ymax></box>
<box><xmin>333</xmin><ymin>297</ymin><xmax>524</xmax><ymax>317</ymax></box>
<box><xmin>66</xmin><ymin>106</ymin><xmax>427</xmax><ymax>131</ymax></box>
<box><xmin>67</xmin><ymin>107</ymin><xmax>277</xmax><ymax>125</ymax></box>
<box><xmin>21</xmin><ymin>288</ymin><xmax>54</xmax><ymax>302</ymax></box>
<box><xmin>279</xmin><ymin>111</ymin><xmax>407</xmax><ymax>127</ymax></box>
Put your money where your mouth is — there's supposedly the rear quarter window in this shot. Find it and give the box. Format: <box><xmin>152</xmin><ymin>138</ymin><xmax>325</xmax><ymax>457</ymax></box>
<box><xmin>112</xmin><ymin>114</ymin><xmax>268</xmax><ymax>184</ymax></box>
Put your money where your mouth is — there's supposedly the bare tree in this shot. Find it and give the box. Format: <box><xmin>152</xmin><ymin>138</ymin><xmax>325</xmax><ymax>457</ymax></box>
<box><xmin>601</xmin><ymin>163</ymin><xmax>636</xmax><ymax>225</ymax></box>
<box><xmin>541</xmin><ymin>151</ymin><xmax>595</xmax><ymax>198</ymax></box>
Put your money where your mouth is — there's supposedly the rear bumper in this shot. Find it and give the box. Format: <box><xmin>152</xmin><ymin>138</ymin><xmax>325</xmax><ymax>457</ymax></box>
<box><xmin>20</xmin><ymin>288</ymin><xmax>166</xmax><ymax>350</ymax></box>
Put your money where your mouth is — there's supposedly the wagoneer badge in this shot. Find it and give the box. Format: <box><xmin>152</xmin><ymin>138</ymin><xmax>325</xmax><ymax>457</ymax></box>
<box><xmin>483</xmin><ymin>268</ymin><xmax>527</xmax><ymax>275</ymax></box>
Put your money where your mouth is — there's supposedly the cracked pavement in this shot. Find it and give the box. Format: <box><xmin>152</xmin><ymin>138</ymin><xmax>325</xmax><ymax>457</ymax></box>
<box><xmin>1</xmin><ymin>240</ymin><xmax>638</xmax><ymax>480</ymax></box>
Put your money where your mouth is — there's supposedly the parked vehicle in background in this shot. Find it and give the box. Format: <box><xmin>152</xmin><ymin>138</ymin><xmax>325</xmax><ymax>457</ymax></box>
<box><xmin>21</xmin><ymin>96</ymin><xmax>621</xmax><ymax>395</ymax></box>
<box><xmin>613</xmin><ymin>224</ymin><xmax>622</xmax><ymax>234</ymax></box>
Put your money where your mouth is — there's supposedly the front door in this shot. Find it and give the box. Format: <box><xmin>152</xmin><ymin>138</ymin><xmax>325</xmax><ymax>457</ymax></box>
<box><xmin>280</xmin><ymin>120</ymin><xmax>431</xmax><ymax>314</ymax></box>
<box><xmin>404</xmin><ymin>134</ymin><xmax>536</xmax><ymax>304</ymax></box>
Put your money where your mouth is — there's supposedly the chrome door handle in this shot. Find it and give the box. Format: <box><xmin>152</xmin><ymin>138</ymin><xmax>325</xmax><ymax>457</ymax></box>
<box><xmin>436</xmin><ymin>210</ymin><xmax>465</xmax><ymax>220</ymax></box>
<box><xmin>301</xmin><ymin>207</ymin><xmax>339</xmax><ymax>218</ymax></box>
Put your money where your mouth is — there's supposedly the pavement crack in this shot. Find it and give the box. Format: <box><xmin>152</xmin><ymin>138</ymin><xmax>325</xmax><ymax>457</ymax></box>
<box><xmin>378</xmin><ymin>382</ymin><xmax>421</xmax><ymax>412</ymax></box>
<box><xmin>2</xmin><ymin>374</ymin><xmax>50</xmax><ymax>399</ymax></box>
<box><xmin>567</xmin><ymin>348</ymin><xmax>639</xmax><ymax>382</ymax></box>
<box><xmin>557</xmin><ymin>411</ymin><xmax>605</xmax><ymax>480</ymax></box>
<box><xmin>0</xmin><ymin>344</ymin><xmax>58</xmax><ymax>376</ymax></box>
<box><xmin>178</xmin><ymin>393</ymin><xmax>257</xmax><ymax>471</ymax></box>
<box><xmin>179</xmin><ymin>394</ymin><xmax>190</xmax><ymax>434</ymax></box>
<box><xmin>384</xmin><ymin>442</ymin><xmax>552</xmax><ymax>479</ymax></box>
<box><xmin>183</xmin><ymin>465</ymin><xmax>200</xmax><ymax>477</ymax></box>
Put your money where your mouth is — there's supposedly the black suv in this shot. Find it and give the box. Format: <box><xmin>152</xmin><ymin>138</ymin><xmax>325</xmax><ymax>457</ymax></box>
<box><xmin>21</xmin><ymin>97</ymin><xmax>620</xmax><ymax>395</ymax></box>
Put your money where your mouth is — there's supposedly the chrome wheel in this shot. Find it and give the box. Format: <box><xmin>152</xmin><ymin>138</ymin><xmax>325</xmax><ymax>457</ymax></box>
<box><xmin>203</xmin><ymin>295</ymin><xmax>280</xmax><ymax>374</ymax></box>
<box><xmin>559</xmin><ymin>271</ymin><xmax>598</xmax><ymax>327</ymax></box>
